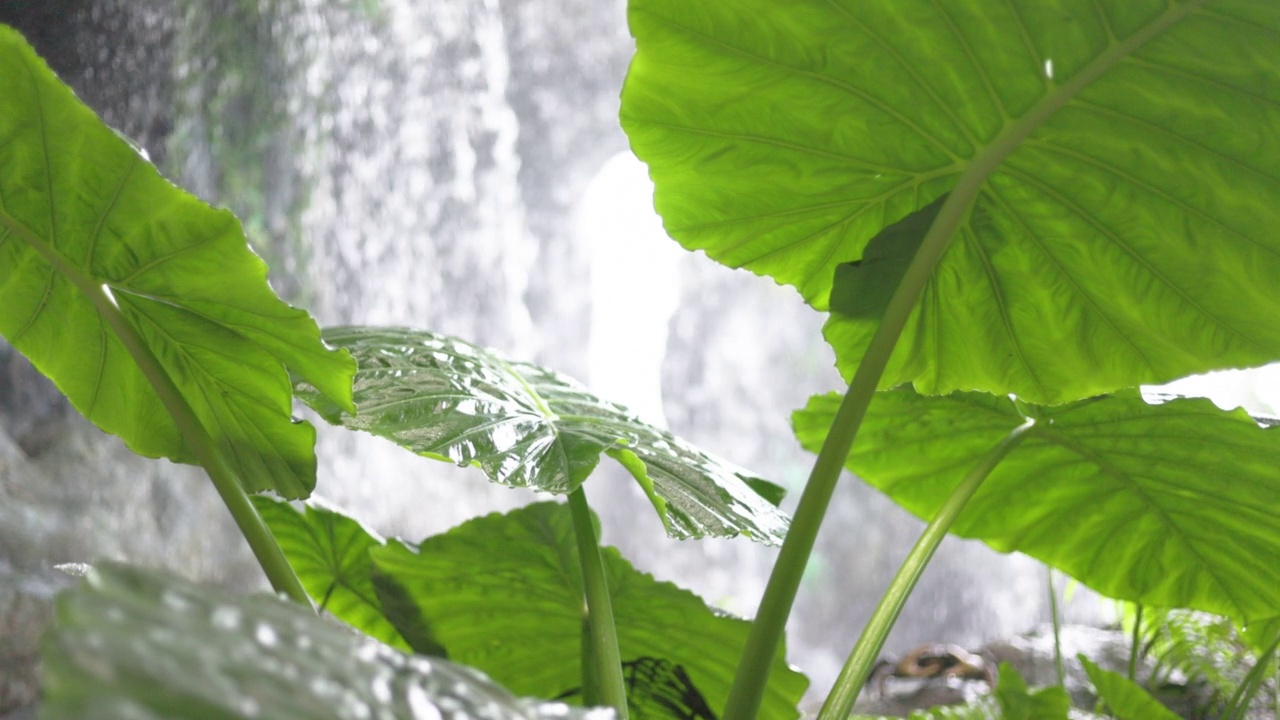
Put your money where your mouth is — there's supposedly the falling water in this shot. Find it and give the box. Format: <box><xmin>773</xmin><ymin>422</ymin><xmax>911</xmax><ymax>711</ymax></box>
<box><xmin>0</xmin><ymin>0</ymin><xmax>1117</xmax><ymax>711</ymax></box>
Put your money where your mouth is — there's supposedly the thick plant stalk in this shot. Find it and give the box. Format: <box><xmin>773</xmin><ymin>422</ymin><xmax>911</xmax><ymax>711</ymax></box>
<box><xmin>722</xmin><ymin>175</ymin><xmax>987</xmax><ymax>720</ymax></box>
<box><xmin>580</xmin><ymin>615</ymin><xmax>601</xmax><ymax>706</ymax></box>
<box><xmin>7</xmin><ymin>221</ymin><xmax>311</xmax><ymax>606</ymax></box>
<box><xmin>568</xmin><ymin>487</ymin><xmax>629</xmax><ymax>719</ymax></box>
<box><xmin>817</xmin><ymin>421</ymin><xmax>1034</xmax><ymax>720</ymax></box>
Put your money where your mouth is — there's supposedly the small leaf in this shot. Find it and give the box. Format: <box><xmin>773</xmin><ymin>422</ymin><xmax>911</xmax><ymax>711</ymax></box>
<box><xmin>39</xmin><ymin>562</ymin><xmax>612</xmax><ymax>720</ymax></box>
<box><xmin>993</xmin><ymin>663</ymin><xmax>1071</xmax><ymax>720</ymax></box>
<box><xmin>251</xmin><ymin>494</ymin><xmax>411</xmax><ymax>650</ymax></box>
<box><xmin>370</xmin><ymin>501</ymin><xmax>808</xmax><ymax>720</ymax></box>
<box><xmin>297</xmin><ymin>326</ymin><xmax>789</xmax><ymax>544</ymax></box>
<box><xmin>794</xmin><ymin>389</ymin><xmax>1280</xmax><ymax>621</ymax></box>
<box><xmin>1080</xmin><ymin>655</ymin><xmax>1180</xmax><ymax>720</ymax></box>
<box><xmin>0</xmin><ymin>27</ymin><xmax>354</xmax><ymax>498</ymax></box>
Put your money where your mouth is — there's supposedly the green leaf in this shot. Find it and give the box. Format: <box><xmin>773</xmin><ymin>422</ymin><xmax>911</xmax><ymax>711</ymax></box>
<box><xmin>369</xmin><ymin>501</ymin><xmax>809</xmax><ymax>720</ymax></box>
<box><xmin>298</xmin><ymin>326</ymin><xmax>789</xmax><ymax>544</ymax></box>
<box><xmin>993</xmin><ymin>663</ymin><xmax>1071</xmax><ymax>720</ymax></box>
<box><xmin>622</xmin><ymin>1</ymin><xmax>1280</xmax><ymax>404</ymax></box>
<box><xmin>829</xmin><ymin>195</ymin><xmax>947</xmax><ymax>323</ymax></box>
<box><xmin>1242</xmin><ymin>616</ymin><xmax>1280</xmax><ymax>656</ymax></box>
<box><xmin>250</xmin><ymin>494</ymin><xmax>412</xmax><ymax>651</ymax></box>
<box><xmin>793</xmin><ymin>389</ymin><xmax>1280</xmax><ymax>622</ymax></box>
<box><xmin>0</xmin><ymin>26</ymin><xmax>354</xmax><ymax>497</ymax></box>
<box><xmin>1080</xmin><ymin>655</ymin><xmax>1180</xmax><ymax>720</ymax></box>
<box><xmin>40</xmin><ymin>562</ymin><xmax>611</xmax><ymax>720</ymax></box>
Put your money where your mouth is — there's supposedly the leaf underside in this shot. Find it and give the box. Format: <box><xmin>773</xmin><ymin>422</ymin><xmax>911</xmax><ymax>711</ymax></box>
<box><xmin>40</xmin><ymin>562</ymin><xmax>612</xmax><ymax>720</ymax></box>
<box><xmin>793</xmin><ymin>389</ymin><xmax>1280</xmax><ymax>622</ymax></box>
<box><xmin>370</xmin><ymin>502</ymin><xmax>808</xmax><ymax>720</ymax></box>
<box><xmin>0</xmin><ymin>26</ymin><xmax>354</xmax><ymax>497</ymax></box>
<box><xmin>623</xmin><ymin>0</ymin><xmax>1280</xmax><ymax>404</ymax></box>
<box><xmin>296</xmin><ymin>326</ymin><xmax>789</xmax><ymax>544</ymax></box>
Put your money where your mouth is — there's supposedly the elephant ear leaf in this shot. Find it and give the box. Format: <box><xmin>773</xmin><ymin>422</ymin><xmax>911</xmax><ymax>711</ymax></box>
<box><xmin>794</xmin><ymin>389</ymin><xmax>1280</xmax><ymax>622</ymax></box>
<box><xmin>295</xmin><ymin>326</ymin><xmax>789</xmax><ymax>544</ymax></box>
<box><xmin>369</xmin><ymin>502</ymin><xmax>808</xmax><ymax>719</ymax></box>
<box><xmin>624</xmin><ymin>0</ymin><xmax>1280</xmax><ymax>404</ymax></box>
<box><xmin>40</xmin><ymin>562</ymin><xmax>609</xmax><ymax>720</ymax></box>
<box><xmin>0</xmin><ymin>27</ymin><xmax>354</xmax><ymax>498</ymax></box>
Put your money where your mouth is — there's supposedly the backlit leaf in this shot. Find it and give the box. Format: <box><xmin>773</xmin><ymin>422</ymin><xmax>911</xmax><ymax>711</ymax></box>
<box><xmin>0</xmin><ymin>26</ymin><xmax>354</xmax><ymax>497</ymax></box>
<box><xmin>623</xmin><ymin>0</ymin><xmax>1280</xmax><ymax>404</ymax></box>
<box><xmin>794</xmin><ymin>389</ymin><xmax>1280</xmax><ymax>621</ymax></box>
<box><xmin>251</xmin><ymin>495</ymin><xmax>410</xmax><ymax>650</ymax></box>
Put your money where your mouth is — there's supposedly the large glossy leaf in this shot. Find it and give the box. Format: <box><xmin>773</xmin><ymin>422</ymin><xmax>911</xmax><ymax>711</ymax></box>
<box><xmin>40</xmin><ymin>562</ymin><xmax>613</xmax><ymax>720</ymax></box>
<box><xmin>622</xmin><ymin>1</ymin><xmax>1280</xmax><ymax>404</ymax></box>
<box><xmin>0</xmin><ymin>27</ymin><xmax>354</xmax><ymax>497</ymax></box>
<box><xmin>793</xmin><ymin>389</ymin><xmax>1280</xmax><ymax>621</ymax></box>
<box><xmin>251</xmin><ymin>494</ymin><xmax>410</xmax><ymax>650</ymax></box>
<box><xmin>296</xmin><ymin>326</ymin><xmax>789</xmax><ymax>543</ymax></box>
<box><xmin>370</xmin><ymin>501</ymin><xmax>808</xmax><ymax>720</ymax></box>
<box><xmin>1080</xmin><ymin>656</ymin><xmax>1180</xmax><ymax>720</ymax></box>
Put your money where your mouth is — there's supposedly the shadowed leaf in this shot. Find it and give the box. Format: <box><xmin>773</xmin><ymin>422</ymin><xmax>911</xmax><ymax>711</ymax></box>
<box><xmin>370</xmin><ymin>502</ymin><xmax>808</xmax><ymax>720</ymax></box>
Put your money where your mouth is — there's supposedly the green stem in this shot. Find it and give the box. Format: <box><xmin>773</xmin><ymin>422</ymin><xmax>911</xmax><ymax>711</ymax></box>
<box><xmin>1127</xmin><ymin>604</ymin><xmax>1143</xmax><ymax>682</ymax></box>
<box><xmin>1</xmin><ymin>213</ymin><xmax>310</xmax><ymax>605</ymax></box>
<box><xmin>720</xmin><ymin>10</ymin><xmax>1205</xmax><ymax>711</ymax></box>
<box><xmin>568</xmin><ymin>487</ymin><xmax>628</xmax><ymax>718</ymax></box>
<box><xmin>581</xmin><ymin>614</ymin><xmax>601</xmax><ymax>706</ymax></box>
<box><xmin>1048</xmin><ymin>569</ymin><xmax>1065</xmax><ymax>687</ymax></box>
<box><xmin>817</xmin><ymin>421</ymin><xmax>1034</xmax><ymax>720</ymax></box>
<box><xmin>722</xmin><ymin>184</ymin><xmax>989</xmax><ymax>720</ymax></box>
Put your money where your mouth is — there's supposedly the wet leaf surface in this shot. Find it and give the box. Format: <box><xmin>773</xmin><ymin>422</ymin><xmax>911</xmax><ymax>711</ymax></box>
<box><xmin>40</xmin><ymin>562</ymin><xmax>615</xmax><ymax>720</ymax></box>
<box><xmin>296</xmin><ymin>326</ymin><xmax>789</xmax><ymax>544</ymax></box>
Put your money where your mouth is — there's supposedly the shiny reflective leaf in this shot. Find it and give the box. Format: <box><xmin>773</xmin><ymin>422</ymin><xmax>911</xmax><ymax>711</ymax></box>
<box><xmin>251</xmin><ymin>494</ymin><xmax>410</xmax><ymax>650</ymax></box>
<box><xmin>297</xmin><ymin>326</ymin><xmax>788</xmax><ymax>544</ymax></box>
<box><xmin>370</xmin><ymin>502</ymin><xmax>808</xmax><ymax>720</ymax></box>
<box><xmin>40</xmin><ymin>562</ymin><xmax>613</xmax><ymax>720</ymax></box>
<box><xmin>0</xmin><ymin>27</ymin><xmax>354</xmax><ymax>497</ymax></box>
<box><xmin>794</xmin><ymin>389</ymin><xmax>1280</xmax><ymax>621</ymax></box>
<box><xmin>623</xmin><ymin>0</ymin><xmax>1280</xmax><ymax>404</ymax></box>
<box><xmin>1080</xmin><ymin>656</ymin><xmax>1180</xmax><ymax>720</ymax></box>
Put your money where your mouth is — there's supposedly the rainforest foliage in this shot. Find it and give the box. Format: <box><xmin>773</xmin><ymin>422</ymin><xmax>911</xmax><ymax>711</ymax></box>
<box><xmin>1</xmin><ymin>1</ymin><xmax>1278</xmax><ymax>718</ymax></box>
